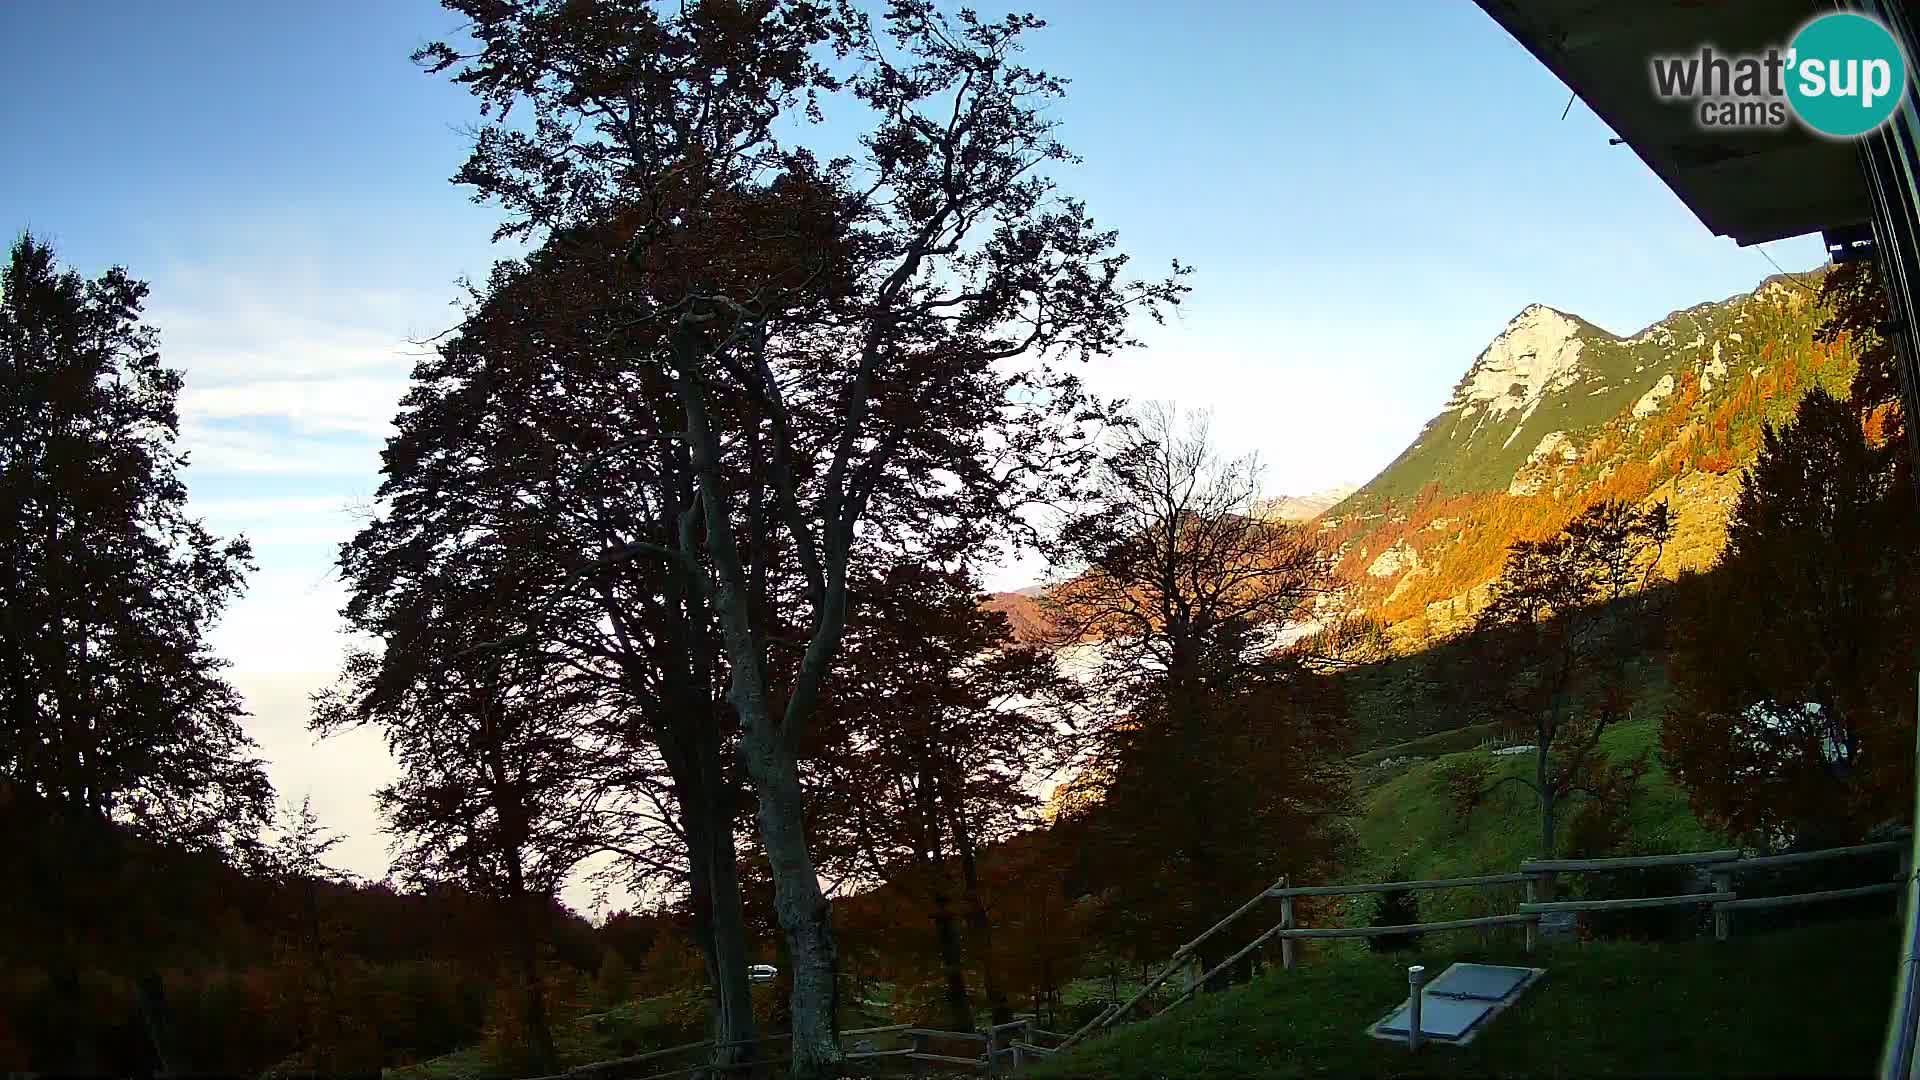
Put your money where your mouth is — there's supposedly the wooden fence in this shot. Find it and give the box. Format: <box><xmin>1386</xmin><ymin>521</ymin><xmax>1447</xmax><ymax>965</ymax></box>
<box><xmin>543</xmin><ymin>835</ymin><xmax>1913</xmax><ymax>1072</ymax></box>
<box><xmin>1058</xmin><ymin>830</ymin><xmax>1913</xmax><ymax>1050</ymax></box>
<box><xmin>533</xmin><ymin>1017</ymin><xmax>1074</xmax><ymax>1080</ymax></box>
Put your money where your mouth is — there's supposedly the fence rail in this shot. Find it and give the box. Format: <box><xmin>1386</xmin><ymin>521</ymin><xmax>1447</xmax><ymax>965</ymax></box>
<box><xmin>1518</xmin><ymin>849</ymin><xmax>1743</xmax><ymax>873</ymax></box>
<box><xmin>1732</xmin><ymin>840</ymin><xmax>1908</xmax><ymax>872</ymax></box>
<box><xmin>557</xmin><ymin>833</ymin><xmax>1916</xmax><ymax>1073</ymax></box>
<box><xmin>1517</xmin><ymin>891</ymin><xmax>1737</xmax><ymax>914</ymax></box>
<box><xmin>1719</xmin><ymin>881</ymin><xmax>1905</xmax><ymax>912</ymax></box>
<box><xmin>1278</xmin><ymin>912</ymin><xmax>1542</xmax><ymax>939</ymax></box>
<box><xmin>539</xmin><ymin>1019</ymin><xmax>1060</xmax><ymax>1080</ymax></box>
<box><xmin>1269</xmin><ymin>871</ymin><xmax>1531</xmax><ymax>898</ymax></box>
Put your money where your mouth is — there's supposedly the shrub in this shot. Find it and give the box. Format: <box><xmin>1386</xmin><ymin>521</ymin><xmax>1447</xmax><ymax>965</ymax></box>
<box><xmin>365</xmin><ymin>959</ymin><xmax>487</xmax><ymax>1065</ymax></box>
<box><xmin>1575</xmin><ymin>862</ymin><xmax>1703</xmax><ymax>943</ymax></box>
<box><xmin>1367</xmin><ymin>870</ymin><xmax>1421</xmax><ymax>953</ymax></box>
<box><xmin>593</xmin><ymin>948</ymin><xmax>633</xmax><ymax>1008</ymax></box>
<box><xmin>1562</xmin><ymin>751</ymin><xmax>1652</xmax><ymax>861</ymax></box>
<box><xmin>1433</xmin><ymin>757</ymin><xmax>1493</xmax><ymax>827</ymax></box>
<box><xmin>1057</xmin><ymin>998</ymin><xmax>1112</xmax><ymax>1033</ymax></box>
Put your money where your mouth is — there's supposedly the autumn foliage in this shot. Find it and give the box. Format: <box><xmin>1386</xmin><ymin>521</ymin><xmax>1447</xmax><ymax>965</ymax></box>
<box><xmin>1663</xmin><ymin>265</ymin><xmax>1920</xmax><ymax>849</ymax></box>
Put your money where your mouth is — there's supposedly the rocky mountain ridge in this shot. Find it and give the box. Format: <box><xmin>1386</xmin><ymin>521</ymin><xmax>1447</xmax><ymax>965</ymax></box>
<box><xmin>1326</xmin><ymin>267</ymin><xmax>1850</xmax><ymax>639</ymax></box>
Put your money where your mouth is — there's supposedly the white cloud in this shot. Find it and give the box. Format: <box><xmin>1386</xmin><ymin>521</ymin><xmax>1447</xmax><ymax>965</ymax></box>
<box><xmin>191</xmin><ymin>494</ymin><xmax>374</xmax><ymax>522</ymax></box>
<box><xmin>180</xmin><ymin>421</ymin><xmax>385</xmax><ymax>478</ymax></box>
<box><xmin>181</xmin><ymin>376</ymin><xmax>412</xmax><ymax>438</ymax></box>
<box><xmin>209</xmin><ymin>567</ymin><xmax>354</xmax><ymax>674</ymax></box>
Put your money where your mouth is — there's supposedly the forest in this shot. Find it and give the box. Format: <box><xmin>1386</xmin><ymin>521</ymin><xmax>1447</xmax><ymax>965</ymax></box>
<box><xmin>3</xmin><ymin>3</ymin><xmax>1917</xmax><ymax>1079</ymax></box>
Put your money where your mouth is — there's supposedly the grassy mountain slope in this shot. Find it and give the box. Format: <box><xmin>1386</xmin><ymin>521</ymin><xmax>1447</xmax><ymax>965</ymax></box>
<box><xmin>1347</xmin><ymin>293</ymin><xmax>1761</xmax><ymax>508</ymax></box>
<box><xmin>1341</xmin><ymin>716</ymin><xmax>1719</xmax><ymax>924</ymax></box>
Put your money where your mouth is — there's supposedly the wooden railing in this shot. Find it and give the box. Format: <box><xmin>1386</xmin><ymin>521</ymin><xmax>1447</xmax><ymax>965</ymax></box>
<box><xmin>545</xmin><ymin>835</ymin><xmax>1914</xmax><ymax>1071</ymax></box>
<box><xmin>1057</xmin><ymin>830</ymin><xmax>1913</xmax><ymax>1051</ymax></box>
<box><xmin>1518</xmin><ymin>836</ymin><xmax>1912</xmax><ymax>942</ymax></box>
<box><xmin>526</xmin><ymin>1023</ymin><xmax>916</xmax><ymax>1080</ymax></box>
<box><xmin>537</xmin><ymin>1017</ymin><xmax>1073</xmax><ymax>1079</ymax></box>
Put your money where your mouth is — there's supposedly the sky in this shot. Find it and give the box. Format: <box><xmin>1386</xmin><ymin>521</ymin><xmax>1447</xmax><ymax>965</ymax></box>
<box><xmin>0</xmin><ymin>0</ymin><xmax>1827</xmax><ymax>914</ymax></box>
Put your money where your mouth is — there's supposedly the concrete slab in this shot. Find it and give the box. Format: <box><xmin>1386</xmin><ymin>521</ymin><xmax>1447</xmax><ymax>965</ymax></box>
<box><xmin>1365</xmin><ymin>964</ymin><xmax>1547</xmax><ymax>1048</ymax></box>
<box><xmin>1425</xmin><ymin>963</ymin><xmax>1535</xmax><ymax>1002</ymax></box>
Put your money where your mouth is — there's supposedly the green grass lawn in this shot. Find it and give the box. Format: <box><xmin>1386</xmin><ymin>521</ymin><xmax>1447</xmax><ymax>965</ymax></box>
<box><xmin>1029</xmin><ymin>916</ymin><xmax>1899</xmax><ymax>1079</ymax></box>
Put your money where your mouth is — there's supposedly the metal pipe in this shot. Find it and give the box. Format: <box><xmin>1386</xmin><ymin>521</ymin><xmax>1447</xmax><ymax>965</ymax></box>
<box><xmin>1407</xmin><ymin>965</ymin><xmax>1427</xmax><ymax>1053</ymax></box>
<box><xmin>1879</xmin><ymin>672</ymin><xmax>1920</xmax><ymax>1080</ymax></box>
<box><xmin>1852</xmin><ymin>2</ymin><xmax>1920</xmax><ymax>1069</ymax></box>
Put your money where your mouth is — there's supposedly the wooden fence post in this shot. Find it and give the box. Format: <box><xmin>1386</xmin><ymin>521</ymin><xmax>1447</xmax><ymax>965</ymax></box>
<box><xmin>911</xmin><ymin>1031</ymin><xmax>929</xmax><ymax>1077</ymax></box>
<box><xmin>1523</xmin><ymin>875</ymin><xmax>1538</xmax><ymax>955</ymax></box>
<box><xmin>1280</xmin><ymin>876</ymin><xmax>1297</xmax><ymax>971</ymax></box>
<box><xmin>1711</xmin><ymin>868</ymin><xmax>1733</xmax><ymax>941</ymax></box>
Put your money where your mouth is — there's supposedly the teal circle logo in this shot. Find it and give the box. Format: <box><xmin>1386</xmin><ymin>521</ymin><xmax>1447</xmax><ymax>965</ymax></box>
<box><xmin>1786</xmin><ymin>13</ymin><xmax>1907</xmax><ymax>138</ymax></box>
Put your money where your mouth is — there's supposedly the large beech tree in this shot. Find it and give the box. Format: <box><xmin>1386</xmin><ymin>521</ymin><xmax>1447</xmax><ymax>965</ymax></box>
<box><xmin>1471</xmin><ymin>498</ymin><xmax>1672</xmax><ymax>857</ymax></box>
<box><xmin>333</xmin><ymin>222</ymin><xmax>773</xmax><ymax>1070</ymax></box>
<box><xmin>1042</xmin><ymin>405</ymin><xmax>1351</xmax><ymax>986</ymax></box>
<box><xmin>811</xmin><ymin>562</ymin><xmax>1067</xmax><ymax>1030</ymax></box>
<box><xmin>316</xmin><ymin>544</ymin><xmax>608</xmax><ymax>1076</ymax></box>
<box><xmin>416</xmin><ymin>3</ymin><xmax>1183</xmax><ymax>1071</ymax></box>
<box><xmin>0</xmin><ymin>234</ymin><xmax>269</xmax><ymax>1075</ymax></box>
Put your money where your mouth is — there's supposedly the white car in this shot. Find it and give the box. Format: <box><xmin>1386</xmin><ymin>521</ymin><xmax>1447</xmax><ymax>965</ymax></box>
<box><xmin>748</xmin><ymin>964</ymin><xmax>778</xmax><ymax>983</ymax></box>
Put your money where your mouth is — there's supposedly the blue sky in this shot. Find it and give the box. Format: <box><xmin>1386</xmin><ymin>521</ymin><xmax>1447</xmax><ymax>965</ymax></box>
<box><xmin>0</xmin><ymin>1</ymin><xmax>1827</xmax><ymax>906</ymax></box>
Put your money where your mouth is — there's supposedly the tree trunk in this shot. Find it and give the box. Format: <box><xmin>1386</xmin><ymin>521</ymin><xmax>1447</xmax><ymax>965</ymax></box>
<box><xmin>1539</xmin><ymin>785</ymin><xmax>1559</xmax><ymax>860</ymax></box>
<box><xmin>684</xmin><ymin>789</ymin><xmax>760</xmax><ymax>1075</ymax></box>
<box><xmin>930</xmin><ymin>885</ymin><xmax>973</xmax><ymax>1033</ymax></box>
<box><xmin>133</xmin><ymin>969</ymin><xmax>182</xmax><ymax>1076</ymax></box>
<box><xmin>623</xmin><ymin>545</ymin><xmax>763</xmax><ymax>1076</ymax></box>
<box><xmin>1536</xmin><ymin>713</ymin><xmax>1557</xmax><ymax>858</ymax></box>
<box><xmin>740</xmin><ymin>730</ymin><xmax>841</xmax><ymax>1079</ymax></box>
<box><xmin>675</xmin><ymin>357</ymin><xmax>840</xmax><ymax>1077</ymax></box>
<box><xmin>502</xmin><ymin>851</ymin><xmax>559</xmax><ymax>1076</ymax></box>
<box><xmin>918</xmin><ymin>760</ymin><xmax>972</xmax><ymax>1034</ymax></box>
<box><xmin>952</xmin><ymin>812</ymin><xmax>1012</xmax><ymax>1025</ymax></box>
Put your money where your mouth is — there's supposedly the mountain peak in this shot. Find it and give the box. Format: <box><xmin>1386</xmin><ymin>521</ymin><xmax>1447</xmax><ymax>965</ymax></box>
<box><xmin>1257</xmin><ymin>484</ymin><xmax>1360</xmax><ymax>522</ymax></box>
<box><xmin>1501</xmin><ymin>302</ymin><xmax>1595</xmax><ymax>337</ymax></box>
<box><xmin>1450</xmin><ymin>305</ymin><xmax>1597</xmax><ymax>421</ymax></box>
<box><xmin>1336</xmin><ymin>264</ymin><xmax>1833</xmax><ymax>594</ymax></box>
